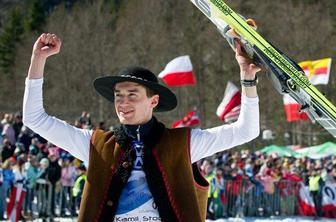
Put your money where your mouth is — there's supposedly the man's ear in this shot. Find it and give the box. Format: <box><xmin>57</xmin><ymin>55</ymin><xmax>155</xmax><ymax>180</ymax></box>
<box><xmin>151</xmin><ymin>95</ymin><xmax>159</xmax><ymax>109</ymax></box>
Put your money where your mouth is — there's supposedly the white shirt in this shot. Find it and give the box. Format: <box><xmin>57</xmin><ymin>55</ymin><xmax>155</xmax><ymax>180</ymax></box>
<box><xmin>22</xmin><ymin>78</ymin><xmax>259</xmax><ymax>221</ymax></box>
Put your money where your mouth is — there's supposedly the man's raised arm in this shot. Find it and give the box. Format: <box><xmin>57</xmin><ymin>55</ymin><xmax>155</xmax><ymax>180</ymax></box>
<box><xmin>191</xmin><ymin>41</ymin><xmax>261</xmax><ymax>162</ymax></box>
<box><xmin>23</xmin><ymin>33</ymin><xmax>91</xmax><ymax>164</ymax></box>
<box><xmin>28</xmin><ymin>33</ymin><xmax>61</xmax><ymax>79</ymax></box>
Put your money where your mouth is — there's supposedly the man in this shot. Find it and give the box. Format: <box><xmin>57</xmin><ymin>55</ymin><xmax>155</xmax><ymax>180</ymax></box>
<box><xmin>72</xmin><ymin>163</ymin><xmax>87</xmax><ymax>214</ymax></box>
<box><xmin>23</xmin><ymin>33</ymin><xmax>260</xmax><ymax>221</ymax></box>
<box><xmin>309</xmin><ymin>168</ymin><xmax>324</xmax><ymax>218</ymax></box>
<box><xmin>46</xmin><ymin>148</ymin><xmax>62</xmax><ymax>216</ymax></box>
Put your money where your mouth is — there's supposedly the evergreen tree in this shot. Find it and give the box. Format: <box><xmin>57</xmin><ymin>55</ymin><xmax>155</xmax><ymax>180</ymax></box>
<box><xmin>24</xmin><ymin>0</ymin><xmax>46</xmax><ymax>32</ymax></box>
<box><xmin>0</xmin><ymin>8</ymin><xmax>24</xmax><ymax>75</ymax></box>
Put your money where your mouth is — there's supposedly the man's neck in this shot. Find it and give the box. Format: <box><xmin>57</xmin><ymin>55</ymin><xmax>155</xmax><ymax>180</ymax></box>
<box><xmin>122</xmin><ymin>117</ymin><xmax>154</xmax><ymax>141</ymax></box>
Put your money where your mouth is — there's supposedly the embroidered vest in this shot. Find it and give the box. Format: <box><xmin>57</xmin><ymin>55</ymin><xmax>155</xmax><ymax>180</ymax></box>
<box><xmin>78</xmin><ymin>123</ymin><xmax>208</xmax><ymax>222</ymax></box>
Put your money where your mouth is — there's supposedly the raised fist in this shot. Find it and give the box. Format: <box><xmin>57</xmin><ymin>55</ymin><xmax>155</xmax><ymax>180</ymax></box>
<box><xmin>32</xmin><ymin>33</ymin><xmax>61</xmax><ymax>59</ymax></box>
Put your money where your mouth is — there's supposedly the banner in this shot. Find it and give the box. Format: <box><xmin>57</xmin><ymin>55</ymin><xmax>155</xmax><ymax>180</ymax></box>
<box><xmin>216</xmin><ymin>81</ymin><xmax>241</xmax><ymax>122</ymax></box>
<box><xmin>283</xmin><ymin>94</ymin><xmax>309</xmax><ymax>122</ymax></box>
<box><xmin>297</xmin><ymin>183</ymin><xmax>336</xmax><ymax>218</ymax></box>
<box><xmin>297</xmin><ymin>184</ymin><xmax>316</xmax><ymax>216</ymax></box>
<box><xmin>158</xmin><ymin>55</ymin><xmax>196</xmax><ymax>86</ymax></box>
<box><xmin>172</xmin><ymin>110</ymin><xmax>200</xmax><ymax>128</ymax></box>
<box><xmin>7</xmin><ymin>186</ymin><xmax>26</xmax><ymax>222</ymax></box>
<box><xmin>299</xmin><ymin>58</ymin><xmax>332</xmax><ymax>85</ymax></box>
<box><xmin>321</xmin><ymin>182</ymin><xmax>336</xmax><ymax>217</ymax></box>
<box><xmin>295</xmin><ymin>142</ymin><xmax>336</xmax><ymax>159</ymax></box>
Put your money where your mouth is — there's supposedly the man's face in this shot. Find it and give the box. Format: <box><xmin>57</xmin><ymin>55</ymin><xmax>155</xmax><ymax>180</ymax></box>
<box><xmin>49</xmin><ymin>155</ymin><xmax>58</xmax><ymax>162</ymax></box>
<box><xmin>114</xmin><ymin>81</ymin><xmax>159</xmax><ymax>125</ymax></box>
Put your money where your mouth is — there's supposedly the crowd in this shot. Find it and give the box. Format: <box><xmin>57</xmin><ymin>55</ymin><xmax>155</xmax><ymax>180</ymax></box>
<box><xmin>200</xmin><ymin>149</ymin><xmax>336</xmax><ymax>219</ymax></box>
<box><xmin>0</xmin><ymin>111</ymin><xmax>94</xmax><ymax>220</ymax></box>
<box><xmin>1</xmin><ymin>111</ymin><xmax>335</xmax><ymax>220</ymax></box>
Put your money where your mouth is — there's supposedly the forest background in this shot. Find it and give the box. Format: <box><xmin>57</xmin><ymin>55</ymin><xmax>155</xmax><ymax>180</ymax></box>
<box><xmin>0</xmin><ymin>0</ymin><xmax>335</xmax><ymax>149</ymax></box>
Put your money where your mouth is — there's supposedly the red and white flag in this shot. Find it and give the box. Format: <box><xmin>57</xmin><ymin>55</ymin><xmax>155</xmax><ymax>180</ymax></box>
<box><xmin>297</xmin><ymin>183</ymin><xmax>336</xmax><ymax>218</ymax></box>
<box><xmin>321</xmin><ymin>182</ymin><xmax>336</xmax><ymax>218</ymax></box>
<box><xmin>283</xmin><ymin>94</ymin><xmax>309</xmax><ymax>122</ymax></box>
<box><xmin>216</xmin><ymin>81</ymin><xmax>241</xmax><ymax>122</ymax></box>
<box><xmin>172</xmin><ymin>110</ymin><xmax>200</xmax><ymax>128</ymax></box>
<box><xmin>297</xmin><ymin>183</ymin><xmax>316</xmax><ymax>216</ymax></box>
<box><xmin>158</xmin><ymin>55</ymin><xmax>196</xmax><ymax>87</ymax></box>
<box><xmin>299</xmin><ymin>58</ymin><xmax>332</xmax><ymax>85</ymax></box>
<box><xmin>7</xmin><ymin>186</ymin><xmax>26</xmax><ymax>222</ymax></box>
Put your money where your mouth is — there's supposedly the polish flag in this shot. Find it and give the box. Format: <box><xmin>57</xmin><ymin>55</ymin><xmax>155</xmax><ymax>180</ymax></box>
<box><xmin>7</xmin><ymin>186</ymin><xmax>26</xmax><ymax>222</ymax></box>
<box><xmin>216</xmin><ymin>81</ymin><xmax>241</xmax><ymax>122</ymax></box>
<box><xmin>299</xmin><ymin>58</ymin><xmax>332</xmax><ymax>85</ymax></box>
<box><xmin>172</xmin><ymin>110</ymin><xmax>200</xmax><ymax>128</ymax></box>
<box><xmin>283</xmin><ymin>94</ymin><xmax>309</xmax><ymax>122</ymax></box>
<box><xmin>158</xmin><ymin>55</ymin><xmax>196</xmax><ymax>86</ymax></box>
<box><xmin>297</xmin><ymin>184</ymin><xmax>316</xmax><ymax>216</ymax></box>
<box><xmin>297</xmin><ymin>183</ymin><xmax>336</xmax><ymax>218</ymax></box>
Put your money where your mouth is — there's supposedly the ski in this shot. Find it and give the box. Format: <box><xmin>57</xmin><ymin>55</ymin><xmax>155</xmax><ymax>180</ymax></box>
<box><xmin>190</xmin><ymin>0</ymin><xmax>336</xmax><ymax>138</ymax></box>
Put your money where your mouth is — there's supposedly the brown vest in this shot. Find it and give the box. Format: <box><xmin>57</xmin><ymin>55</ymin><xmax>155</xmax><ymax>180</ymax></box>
<box><xmin>78</xmin><ymin>125</ymin><xmax>208</xmax><ymax>222</ymax></box>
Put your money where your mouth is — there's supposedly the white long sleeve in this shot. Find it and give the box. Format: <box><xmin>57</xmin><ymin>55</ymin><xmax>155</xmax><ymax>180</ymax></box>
<box><xmin>22</xmin><ymin>78</ymin><xmax>92</xmax><ymax>165</ymax></box>
<box><xmin>190</xmin><ymin>96</ymin><xmax>259</xmax><ymax>163</ymax></box>
<box><xmin>23</xmin><ymin>78</ymin><xmax>259</xmax><ymax>165</ymax></box>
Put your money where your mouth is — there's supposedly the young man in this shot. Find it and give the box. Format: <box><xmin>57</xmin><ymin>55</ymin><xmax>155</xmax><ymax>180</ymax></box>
<box><xmin>23</xmin><ymin>33</ymin><xmax>260</xmax><ymax>222</ymax></box>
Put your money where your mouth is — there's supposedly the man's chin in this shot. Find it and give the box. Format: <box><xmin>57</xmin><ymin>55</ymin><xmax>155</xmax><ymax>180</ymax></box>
<box><xmin>119</xmin><ymin>118</ymin><xmax>135</xmax><ymax>125</ymax></box>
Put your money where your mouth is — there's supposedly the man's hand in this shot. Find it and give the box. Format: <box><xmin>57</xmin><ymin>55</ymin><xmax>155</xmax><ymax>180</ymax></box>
<box><xmin>234</xmin><ymin>40</ymin><xmax>261</xmax><ymax>97</ymax></box>
<box><xmin>235</xmin><ymin>40</ymin><xmax>261</xmax><ymax>80</ymax></box>
<box><xmin>32</xmin><ymin>33</ymin><xmax>61</xmax><ymax>59</ymax></box>
<box><xmin>28</xmin><ymin>33</ymin><xmax>61</xmax><ymax>79</ymax></box>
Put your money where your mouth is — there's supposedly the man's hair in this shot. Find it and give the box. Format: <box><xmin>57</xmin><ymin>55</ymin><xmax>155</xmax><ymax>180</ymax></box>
<box><xmin>113</xmin><ymin>83</ymin><xmax>157</xmax><ymax>98</ymax></box>
<box><xmin>145</xmin><ymin>87</ymin><xmax>157</xmax><ymax>98</ymax></box>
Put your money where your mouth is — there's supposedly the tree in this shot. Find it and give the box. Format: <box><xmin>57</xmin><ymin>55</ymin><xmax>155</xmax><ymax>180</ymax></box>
<box><xmin>0</xmin><ymin>8</ymin><xmax>24</xmax><ymax>75</ymax></box>
<box><xmin>24</xmin><ymin>0</ymin><xmax>46</xmax><ymax>32</ymax></box>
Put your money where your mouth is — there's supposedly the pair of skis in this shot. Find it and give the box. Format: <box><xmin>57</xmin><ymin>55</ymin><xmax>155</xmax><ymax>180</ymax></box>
<box><xmin>190</xmin><ymin>0</ymin><xmax>336</xmax><ymax>138</ymax></box>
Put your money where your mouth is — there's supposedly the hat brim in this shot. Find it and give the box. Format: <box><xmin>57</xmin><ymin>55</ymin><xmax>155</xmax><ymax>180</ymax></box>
<box><xmin>93</xmin><ymin>76</ymin><xmax>177</xmax><ymax>112</ymax></box>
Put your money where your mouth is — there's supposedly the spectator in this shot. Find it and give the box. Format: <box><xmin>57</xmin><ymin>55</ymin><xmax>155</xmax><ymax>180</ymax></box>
<box><xmin>226</xmin><ymin>167</ymin><xmax>243</xmax><ymax>217</ymax></box>
<box><xmin>200</xmin><ymin>159</ymin><xmax>212</xmax><ymax>177</ymax></box>
<box><xmin>1</xmin><ymin>114</ymin><xmax>10</xmax><ymax>126</ymax></box>
<box><xmin>28</xmin><ymin>138</ymin><xmax>40</xmax><ymax>156</ymax></box>
<box><xmin>14</xmin><ymin>143</ymin><xmax>26</xmax><ymax>157</ymax></box>
<box><xmin>7</xmin><ymin>155</ymin><xmax>26</xmax><ymax>222</ymax></box>
<box><xmin>78</xmin><ymin>111</ymin><xmax>91</xmax><ymax>128</ymax></box>
<box><xmin>74</xmin><ymin>119</ymin><xmax>82</xmax><ymax>128</ymax></box>
<box><xmin>23</xmin><ymin>155</ymin><xmax>40</xmax><ymax>220</ymax></box>
<box><xmin>1</xmin><ymin>139</ymin><xmax>14</xmax><ymax>162</ymax></box>
<box><xmin>1</xmin><ymin>158</ymin><xmax>15</xmax><ymax>219</ymax></box>
<box><xmin>98</xmin><ymin>121</ymin><xmax>106</xmax><ymax>131</ymax></box>
<box><xmin>0</xmin><ymin>164</ymin><xmax>4</xmax><ymax>220</ymax></box>
<box><xmin>207</xmin><ymin>167</ymin><xmax>225</xmax><ymax>219</ymax></box>
<box><xmin>60</xmin><ymin>156</ymin><xmax>76</xmax><ymax>217</ymax></box>
<box><xmin>12</xmin><ymin>112</ymin><xmax>23</xmax><ymax>140</ymax></box>
<box><xmin>46</xmin><ymin>148</ymin><xmax>62</xmax><ymax>216</ymax></box>
<box><xmin>2</xmin><ymin>114</ymin><xmax>16</xmax><ymax>146</ymax></box>
<box><xmin>17</xmin><ymin>126</ymin><xmax>32</xmax><ymax>152</ymax></box>
<box><xmin>309</xmin><ymin>168</ymin><xmax>324</xmax><ymax>218</ymax></box>
<box><xmin>72</xmin><ymin>164</ymin><xmax>86</xmax><ymax>214</ymax></box>
<box><xmin>36</xmin><ymin>158</ymin><xmax>49</xmax><ymax>218</ymax></box>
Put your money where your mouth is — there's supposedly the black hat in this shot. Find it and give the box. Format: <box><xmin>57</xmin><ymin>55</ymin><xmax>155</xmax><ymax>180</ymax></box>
<box><xmin>77</xmin><ymin>163</ymin><xmax>86</xmax><ymax>171</ymax></box>
<box><xmin>93</xmin><ymin>66</ymin><xmax>177</xmax><ymax>112</ymax></box>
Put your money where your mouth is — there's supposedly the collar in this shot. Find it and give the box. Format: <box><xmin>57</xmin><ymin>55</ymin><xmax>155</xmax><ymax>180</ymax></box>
<box><xmin>122</xmin><ymin>118</ymin><xmax>154</xmax><ymax>141</ymax></box>
<box><xmin>113</xmin><ymin>117</ymin><xmax>165</xmax><ymax>151</ymax></box>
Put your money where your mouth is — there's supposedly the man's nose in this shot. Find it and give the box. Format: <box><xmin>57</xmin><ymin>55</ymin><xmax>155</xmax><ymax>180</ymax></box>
<box><xmin>118</xmin><ymin>96</ymin><xmax>130</xmax><ymax>104</ymax></box>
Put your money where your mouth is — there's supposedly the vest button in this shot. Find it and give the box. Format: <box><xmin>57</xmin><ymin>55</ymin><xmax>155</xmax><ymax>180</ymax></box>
<box><xmin>122</xmin><ymin>161</ymin><xmax>131</xmax><ymax>169</ymax></box>
<box><xmin>106</xmin><ymin>200</ymin><xmax>113</xmax><ymax>207</ymax></box>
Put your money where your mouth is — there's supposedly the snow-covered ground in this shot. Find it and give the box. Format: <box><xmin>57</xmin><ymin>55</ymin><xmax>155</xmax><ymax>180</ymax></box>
<box><xmin>2</xmin><ymin>216</ymin><xmax>331</xmax><ymax>221</ymax></box>
<box><xmin>206</xmin><ymin>216</ymin><xmax>336</xmax><ymax>222</ymax></box>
